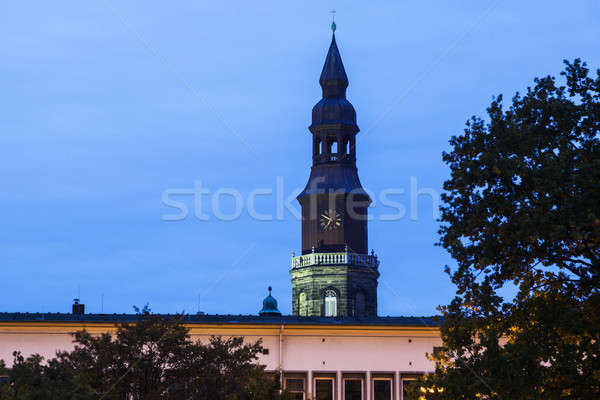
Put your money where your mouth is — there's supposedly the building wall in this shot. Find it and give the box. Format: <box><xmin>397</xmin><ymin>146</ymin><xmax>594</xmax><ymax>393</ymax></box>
<box><xmin>0</xmin><ymin>322</ymin><xmax>441</xmax><ymax>400</ymax></box>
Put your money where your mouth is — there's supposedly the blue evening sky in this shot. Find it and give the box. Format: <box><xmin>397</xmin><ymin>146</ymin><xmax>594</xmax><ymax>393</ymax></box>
<box><xmin>1</xmin><ymin>1</ymin><xmax>599</xmax><ymax>316</ymax></box>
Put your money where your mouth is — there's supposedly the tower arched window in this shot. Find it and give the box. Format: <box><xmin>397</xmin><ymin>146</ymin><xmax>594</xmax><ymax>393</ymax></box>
<box><xmin>298</xmin><ymin>292</ymin><xmax>307</xmax><ymax>316</ymax></box>
<box><xmin>324</xmin><ymin>289</ymin><xmax>337</xmax><ymax>317</ymax></box>
<box><xmin>355</xmin><ymin>292</ymin><xmax>365</xmax><ymax>317</ymax></box>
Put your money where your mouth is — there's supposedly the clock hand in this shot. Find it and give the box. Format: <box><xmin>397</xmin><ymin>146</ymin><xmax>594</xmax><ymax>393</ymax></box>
<box><xmin>321</xmin><ymin>214</ymin><xmax>332</xmax><ymax>221</ymax></box>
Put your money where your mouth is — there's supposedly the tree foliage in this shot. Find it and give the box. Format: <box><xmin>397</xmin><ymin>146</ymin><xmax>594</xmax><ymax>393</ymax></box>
<box><xmin>414</xmin><ymin>59</ymin><xmax>600</xmax><ymax>399</ymax></box>
<box><xmin>0</xmin><ymin>311</ymin><xmax>287</xmax><ymax>400</ymax></box>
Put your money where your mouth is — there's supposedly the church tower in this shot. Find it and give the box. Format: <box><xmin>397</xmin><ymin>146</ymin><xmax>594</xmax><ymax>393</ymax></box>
<box><xmin>290</xmin><ymin>26</ymin><xmax>379</xmax><ymax>317</ymax></box>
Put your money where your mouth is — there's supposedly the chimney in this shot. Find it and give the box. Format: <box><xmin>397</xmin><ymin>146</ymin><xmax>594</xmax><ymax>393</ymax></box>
<box><xmin>72</xmin><ymin>298</ymin><xmax>85</xmax><ymax>315</ymax></box>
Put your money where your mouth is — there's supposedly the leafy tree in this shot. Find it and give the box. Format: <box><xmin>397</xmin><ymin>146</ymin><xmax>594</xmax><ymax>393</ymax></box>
<box><xmin>414</xmin><ymin>59</ymin><xmax>600</xmax><ymax>399</ymax></box>
<box><xmin>0</xmin><ymin>311</ymin><xmax>288</xmax><ymax>400</ymax></box>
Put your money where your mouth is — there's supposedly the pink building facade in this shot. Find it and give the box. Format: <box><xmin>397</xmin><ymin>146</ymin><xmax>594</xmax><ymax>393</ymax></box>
<box><xmin>0</xmin><ymin>314</ymin><xmax>441</xmax><ymax>400</ymax></box>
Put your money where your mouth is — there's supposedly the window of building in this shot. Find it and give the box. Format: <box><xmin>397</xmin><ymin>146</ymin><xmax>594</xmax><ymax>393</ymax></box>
<box><xmin>344</xmin><ymin>378</ymin><xmax>363</xmax><ymax>400</ymax></box>
<box><xmin>355</xmin><ymin>292</ymin><xmax>365</xmax><ymax>316</ymax></box>
<box><xmin>324</xmin><ymin>290</ymin><xmax>337</xmax><ymax>317</ymax></box>
<box><xmin>285</xmin><ymin>378</ymin><xmax>305</xmax><ymax>400</ymax></box>
<box><xmin>299</xmin><ymin>292</ymin><xmax>307</xmax><ymax>316</ymax></box>
<box><xmin>315</xmin><ymin>378</ymin><xmax>334</xmax><ymax>400</ymax></box>
<box><xmin>402</xmin><ymin>379</ymin><xmax>419</xmax><ymax>400</ymax></box>
<box><xmin>373</xmin><ymin>378</ymin><xmax>392</xmax><ymax>400</ymax></box>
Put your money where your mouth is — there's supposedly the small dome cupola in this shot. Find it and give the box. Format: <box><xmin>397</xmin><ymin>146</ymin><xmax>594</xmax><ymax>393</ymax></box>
<box><xmin>259</xmin><ymin>286</ymin><xmax>281</xmax><ymax>316</ymax></box>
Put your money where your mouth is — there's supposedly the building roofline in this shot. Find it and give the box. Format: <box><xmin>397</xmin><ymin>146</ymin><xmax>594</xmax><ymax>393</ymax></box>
<box><xmin>0</xmin><ymin>312</ymin><xmax>440</xmax><ymax>327</ymax></box>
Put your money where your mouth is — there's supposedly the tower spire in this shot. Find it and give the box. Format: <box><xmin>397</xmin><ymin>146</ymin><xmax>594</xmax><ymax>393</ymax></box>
<box><xmin>308</xmin><ymin>29</ymin><xmax>357</xmax><ymax>150</ymax></box>
<box><xmin>319</xmin><ymin>32</ymin><xmax>348</xmax><ymax>98</ymax></box>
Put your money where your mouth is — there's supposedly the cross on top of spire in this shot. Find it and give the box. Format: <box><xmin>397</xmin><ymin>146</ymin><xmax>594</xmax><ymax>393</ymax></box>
<box><xmin>331</xmin><ymin>9</ymin><xmax>337</xmax><ymax>32</ymax></box>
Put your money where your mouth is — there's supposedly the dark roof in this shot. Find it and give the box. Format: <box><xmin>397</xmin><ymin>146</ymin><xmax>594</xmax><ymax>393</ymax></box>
<box><xmin>311</xmin><ymin>97</ymin><xmax>357</xmax><ymax>128</ymax></box>
<box><xmin>319</xmin><ymin>34</ymin><xmax>349</xmax><ymax>96</ymax></box>
<box><xmin>297</xmin><ymin>164</ymin><xmax>370</xmax><ymax>198</ymax></box>
<box><xmin>0</xmin><ymin>312</ymin><xmax>439</xmax><ymax>327</ymax></box>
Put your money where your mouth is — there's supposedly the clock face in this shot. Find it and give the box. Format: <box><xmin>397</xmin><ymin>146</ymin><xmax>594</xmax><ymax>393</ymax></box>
<box><xmin>320</xmin><ymin>209</ymin><xmax>343</xmax><ymax>231</ymax></box>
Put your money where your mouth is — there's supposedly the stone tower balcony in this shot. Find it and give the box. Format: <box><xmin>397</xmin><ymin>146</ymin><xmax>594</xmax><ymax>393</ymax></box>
<box><xmin>291</xmin><ymin>250</ymin><xmax>379</xmax><ymax>270</ymax></box>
